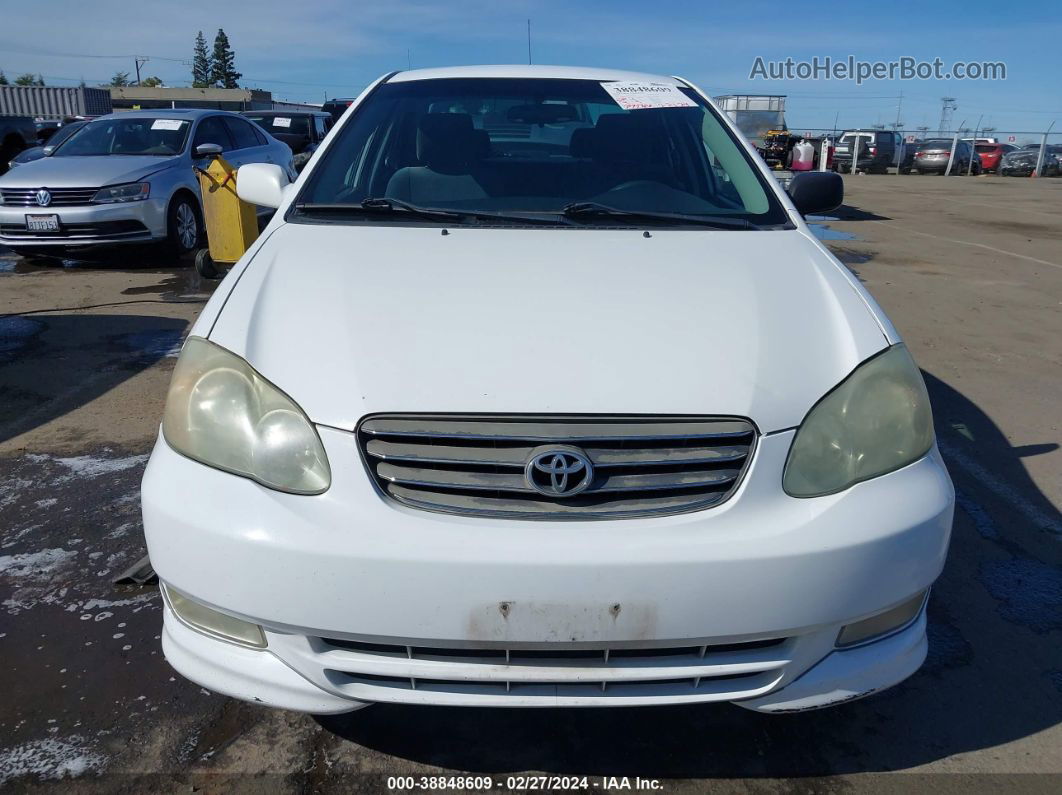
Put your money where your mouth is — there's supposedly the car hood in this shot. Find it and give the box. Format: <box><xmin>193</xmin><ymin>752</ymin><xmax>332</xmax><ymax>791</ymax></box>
<box><xmin>0</xmin><ymin>155</ymin><xmax>180</xmax><ymax>187</ymax></box>
<box><xmin>208</xmin><ymin>223</ymin><xmax>889</xmax><ymax>433</ymax></box>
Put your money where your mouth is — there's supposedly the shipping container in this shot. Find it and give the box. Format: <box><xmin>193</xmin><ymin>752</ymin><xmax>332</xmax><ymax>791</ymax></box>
<box><xmin>714</xmin><ymin>95</ymin><xmax>787</xmax><ymax>147</ymax></box>
<box><xmin>0</xmin><ymin>85</ymin><xmax>112</xmax><ymax>120</ymax></box>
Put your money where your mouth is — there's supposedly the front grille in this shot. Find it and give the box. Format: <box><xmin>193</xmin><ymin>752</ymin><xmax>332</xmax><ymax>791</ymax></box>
<box><xmin>0</xmin><ymin>220</ymin><xmax>148</xmax><ymax>239</ymax></box>
<box><xmin>279</xmin><ymin>635</ymin><xmax>792</xmax><ymax>703</ymax></box>
<box><xmin>358</xmin><ymin>414</ymin><xmax>756</xmax><ymax>519</ymax></box>
<box><xmin>1</xmin><ymin>187</ymin><xmax>99</xmax><ymax>207</ymax></box>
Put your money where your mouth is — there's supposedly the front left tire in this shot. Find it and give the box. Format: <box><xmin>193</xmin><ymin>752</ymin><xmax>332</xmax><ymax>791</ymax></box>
<box><xmin>166</xmin><ymin>194</ymin><xmax>203</xmax><ymax>258</ymax></box>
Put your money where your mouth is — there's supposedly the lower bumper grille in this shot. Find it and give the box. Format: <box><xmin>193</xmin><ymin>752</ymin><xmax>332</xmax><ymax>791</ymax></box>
<box><xmin>270</xmin><ymin>635</ymin><xmax>792</xmax><ymax>704</ymax></box>
<box><xmin>0</xmin><ymin>220</ymin><xmax>149</xmax><ymax>240</ymax></box>
<box><xmin>358</xmin><ymin>414</ymin><xmax>757</xmax><ymax>520</ymax></box>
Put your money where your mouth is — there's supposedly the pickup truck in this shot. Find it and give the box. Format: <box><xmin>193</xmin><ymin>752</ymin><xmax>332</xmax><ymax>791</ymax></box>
<box><xmin>0</xmin><ymin>116</ymin><xmax>37</xmax><ymax>175</ymax></box>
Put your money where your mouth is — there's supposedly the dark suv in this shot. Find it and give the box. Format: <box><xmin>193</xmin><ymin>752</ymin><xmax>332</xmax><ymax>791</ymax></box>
<box><xmin>321</xmin><ymin>98</ymin><xmax>357</xmax><ymax>123</ymax></box>
<box><xmin>833</xmin><ymin>130</ymin><xmax>903</xmax><ymax>174</ymax></box>
<box><xmin>242</xmin><ymin>111</ymin><xmax>334</xmax><ymax>172</ymax></box>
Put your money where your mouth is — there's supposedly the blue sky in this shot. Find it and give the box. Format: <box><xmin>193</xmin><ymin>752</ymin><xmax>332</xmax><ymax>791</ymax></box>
<box><xmin>2</xmin><ymin>0</ymin><xmax>1060</xmax><ymax>137</ymax></box>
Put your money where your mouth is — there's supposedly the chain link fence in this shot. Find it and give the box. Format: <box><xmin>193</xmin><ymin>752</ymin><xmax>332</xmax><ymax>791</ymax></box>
<box><xmin>762</xmin><ymin>126</ymin><xmax>1062</xmax><ymax>177</ymax></box>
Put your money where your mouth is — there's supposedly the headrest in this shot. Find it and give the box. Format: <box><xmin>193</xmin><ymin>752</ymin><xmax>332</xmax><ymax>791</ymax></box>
<box><xmin>569</xmin><ymin>127</ymin><xmax>596</xmax><ymax>158</ymax></box>
<box><xmin>592</xmin><ymin>113</ymin><xmax>664</xmax><ymax>162</ymax></box>
<box><xmin>473</xmin><ymin>129</ymin><xmax>491</xmax><ymax>159</ymax></box>
<box><xmin>416</xmin><ymin>113</ymin><xmax>479</xmax><ymax>173</ymax></box>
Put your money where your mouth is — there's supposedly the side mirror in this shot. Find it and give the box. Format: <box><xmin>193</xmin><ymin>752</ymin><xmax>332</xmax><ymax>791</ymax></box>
<box><xmin>786</xmin><ymin>171</ymin><xmax>843</xmax><ymax>216</ymax></box>
<box><xmin>236</xmin><ymin>162</ymin><xmax>289</xmax><ymax>209</ymax></box>
<box><xmin>195</xmin><ymin>143</ymin><xmax>223</xmax><ymax>159</ymax></box>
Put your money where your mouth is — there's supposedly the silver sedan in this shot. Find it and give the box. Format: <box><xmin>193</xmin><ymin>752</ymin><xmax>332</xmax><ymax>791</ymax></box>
<box><xmin>0</xmin><ymin>109</ymin><xmax>293</xmax><ymax>257</ymax></box>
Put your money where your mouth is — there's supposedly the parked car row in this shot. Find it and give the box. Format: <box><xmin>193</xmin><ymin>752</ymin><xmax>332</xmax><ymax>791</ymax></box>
<box><xmin>999</xmin><ymin>144</ymin><xmax>1062</xmax><ymax>177</ymax></box>
<box><xmin>827</xmin><ymin>131</ymin><xmax>1060</xmax><ymax>177</ymax></box>
<box><xmin>0</xmin><ymin>108</ymin><xmax>295</xmax><ymax>258</ymax></box>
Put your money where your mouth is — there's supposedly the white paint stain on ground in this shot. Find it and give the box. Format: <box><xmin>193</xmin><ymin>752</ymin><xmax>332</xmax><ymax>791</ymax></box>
<box><xmin>24</xmin><ymin>453</ymin><xmax>149</xmax><ymax>483</ymax></box>
<box><xmin>0</xmin><ymin>548</ymin><xmax>78</xmax><ymax>615</ymax></box>
<box><xmin>0</xmin><ymin>548</ymin><xmax>77</xmax><ymax>579</ymax></box>
<box><xmin>0</xmin><ymin>735</ymin><xmax>104</xmax><ymax>783</ymax></box>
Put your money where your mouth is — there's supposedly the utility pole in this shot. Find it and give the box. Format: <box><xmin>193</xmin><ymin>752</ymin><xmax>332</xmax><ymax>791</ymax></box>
<box><xmin>134</xmin><ymin>56</ymin><xmax>149</xmax><ymax>86</ymax></box>
<box><xmin>967</xmin><ymin>114</ymin><xmax>983</xmax><ymax>175</ymax></box>
<box><xmin>938</xmin><ymin>97</ymin><xmax>957</xmax><ymax>136</ymax></box>
<box><xmin>894</xmin><ymin>89</ymin><xmax>903</xmax><ymax>129</ymax></box>
<box><xmin>527</xmin><ymin>19</ymin><xmax>532</xmax><ymax>65</ymax></box>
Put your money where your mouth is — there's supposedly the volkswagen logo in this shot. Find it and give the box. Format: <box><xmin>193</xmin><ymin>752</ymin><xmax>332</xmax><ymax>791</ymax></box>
<box><xmin>525</xmin><ymin>446</ymin><xmax>594</xmax><ymax>497</ymax></box>
<box><xmin>35</xmin><ymin>188</ymin><xmax>51</xmax><ymax>207</ymax></box>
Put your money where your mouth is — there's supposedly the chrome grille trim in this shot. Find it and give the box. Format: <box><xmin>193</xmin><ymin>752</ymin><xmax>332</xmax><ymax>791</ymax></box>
<box><xmin>358</xmin><ymin>414</ymin><xmax>757</xmax><ymax>520</ymax></box>
<box><xmin>1</xmin><ymin>187</ymin><xmax>100</xmax><ymax>206</ymax></box>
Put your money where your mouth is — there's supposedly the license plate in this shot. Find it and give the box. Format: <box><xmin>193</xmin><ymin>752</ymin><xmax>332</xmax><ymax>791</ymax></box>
<box><xmin>26</xmin><ymin>214</ymin><xmax>60</xmax><ymax>232</ymax></box>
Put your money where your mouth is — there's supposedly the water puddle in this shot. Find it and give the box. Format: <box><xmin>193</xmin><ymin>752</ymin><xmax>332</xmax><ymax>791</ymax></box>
<box><xmin>121</xmin><ymin>268</ymin><xmax>210</xmax><ymax>302</ymax></box>
<box><xmin>114</xmin><ymin>328</ymin><xmax>185</xmax><ymax>360</ymax></box>
<box><xmin>828</xmin><ymin>247</ymin><xmax>873</xmax><ymax>265</ymax></box>
<box><xmin>0</xmin><ymin>316</ymin><xmax>46</xmax><ymax>364</ymax></box>
<box><xmin>807</xmin><ymin>221</ymin><xmax>858</xmax><ymax>241</ymax></box>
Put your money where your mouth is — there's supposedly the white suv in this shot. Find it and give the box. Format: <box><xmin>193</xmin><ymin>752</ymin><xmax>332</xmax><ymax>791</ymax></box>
<box><xmin>142</xmin><ymin>65</ymin><xmax>953</xmax><ymax>714</ymax></box>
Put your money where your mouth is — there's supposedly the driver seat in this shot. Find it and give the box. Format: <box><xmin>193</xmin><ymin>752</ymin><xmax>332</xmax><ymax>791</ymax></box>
<box><xmin>386</xmin><ymin>113</ymin><xmax>488</xmax><ymax>204</ymax></box>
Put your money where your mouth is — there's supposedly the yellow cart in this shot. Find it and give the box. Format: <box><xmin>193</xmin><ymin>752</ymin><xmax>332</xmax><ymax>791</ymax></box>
<box><xmin>193</xmin><ymin>147</ymin><xmax>259</xmax><ymax>279</ymax></box>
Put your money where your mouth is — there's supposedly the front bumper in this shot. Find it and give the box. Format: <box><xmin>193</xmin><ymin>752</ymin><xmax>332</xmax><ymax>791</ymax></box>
<box><xmin>143</xmin><ymin>426</ymin><xmax>954</xmax><ymax>712</ymax></box>
<box><xmin>0</xmin><ymin>197</ymin><xmax>168</xmax><ymax>247</ymax></box>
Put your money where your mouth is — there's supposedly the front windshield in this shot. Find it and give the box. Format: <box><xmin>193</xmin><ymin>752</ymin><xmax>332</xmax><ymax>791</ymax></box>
<box><xmin>46</xmin><ymin>122</ymin><xmax>87</xmax><ymax>150</ymax></box>
<box><xmin>55</xmin><ymin>117</ymin><xmax>190</xmax><ymax>157</ymax></box>
<box><xmin>246</xmin><ymin>115</ymin><xmax>310</xmax><ymax>136</ymax></box>
<box><xmin>296</xmin><ymin>77</ymin><xmax>787</xmax><ymax>226</ymax></box>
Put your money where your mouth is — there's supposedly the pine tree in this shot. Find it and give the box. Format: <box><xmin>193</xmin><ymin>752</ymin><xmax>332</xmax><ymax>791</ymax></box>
<box><xmin>192</xmin><ymin>31</ymin><xmax>211</xmax><ymax>88</ymax></box>
<box><xmin>109</xmin><ymin>71</ymin><xmax>130</xmax><ymax>87</ymax></box>
<box><xmin>209</xmin><ymin>29</ymin><xmax>241</xmax><ymax>89</ymax></box>
<box><xmin>0</xmin><ymin>71</ymin><xmax>8</xmax><ymax>86</ymax></box>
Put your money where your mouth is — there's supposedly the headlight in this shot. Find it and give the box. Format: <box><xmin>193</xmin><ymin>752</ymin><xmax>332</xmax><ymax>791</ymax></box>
<box><xmin>783</xmin><ymin>345</ymin><xmax>934</xmax><ymax>497</ymax></box>
<box><xmin>162</xmin><ymin>337</ymin><xmax>330</xmax><ymax>494</ymax></box>
<box><xmin>93</xmin><ymin>182</ymin><xmax>150</xmax><ymax>203</ymax></box>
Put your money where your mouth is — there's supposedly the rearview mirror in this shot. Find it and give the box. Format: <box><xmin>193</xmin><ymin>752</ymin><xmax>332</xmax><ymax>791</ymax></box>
<box><xmin>195</xmin><ymin>143</ymin><xmax>223</xmax><ymax>159</ymax></box>
<box><xmin>236</xmin><ymin>162</ymin><xmax>289</xmax><ymax>209</ymax></box>
<box><xmin>506</xmin><ymin>104</ymin><xmax>579</xmax><ymax>125</ymax></box>
<box><xmin>786</xmin><ymin>171</ymin><xmax>843</xmax><ymax>216</ymax></box>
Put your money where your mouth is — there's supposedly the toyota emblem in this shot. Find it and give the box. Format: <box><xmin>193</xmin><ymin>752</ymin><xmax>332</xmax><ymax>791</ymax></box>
<box><xmin>525</xmin><ymin>446</ymin><xmax>594</xmax><ymax>497</ymax></box>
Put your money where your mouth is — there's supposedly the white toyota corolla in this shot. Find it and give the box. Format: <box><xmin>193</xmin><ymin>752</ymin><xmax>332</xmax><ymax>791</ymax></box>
<box><xmin>142</xmin><ymin>65</ymin><xmax>954</xmax><ymax>714</ymax></box>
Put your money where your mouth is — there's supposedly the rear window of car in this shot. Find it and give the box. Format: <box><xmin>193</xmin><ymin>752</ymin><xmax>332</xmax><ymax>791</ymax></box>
<box><xmin>224</xmin><ymin>117</ymin><xmax>262</xmax><ymax>149</ymax></box>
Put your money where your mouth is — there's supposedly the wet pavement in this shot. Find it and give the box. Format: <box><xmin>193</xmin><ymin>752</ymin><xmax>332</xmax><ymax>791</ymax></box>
<box><xmin>1</xmin><ymin>178</ymin><xmax>1060</xmax><ymax>791</ymax></box>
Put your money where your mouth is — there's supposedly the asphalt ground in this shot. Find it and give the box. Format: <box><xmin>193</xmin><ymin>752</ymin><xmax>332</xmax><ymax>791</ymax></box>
<box><xmin>1</xmin><ymin>173</ymin><xmax>1060</xmax><ymax>793</ymax></box>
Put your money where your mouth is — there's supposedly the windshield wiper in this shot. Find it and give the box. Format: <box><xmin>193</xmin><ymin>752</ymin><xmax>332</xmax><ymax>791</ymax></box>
<box><xmin>561</xmin><ymin>201</ymin><xmax>757</xmax><ymax>230</ymax></box>
<box><xmin>294</xmin><ymin>198</ymin><xmax>561</xmax><ymax>225</ymax></box>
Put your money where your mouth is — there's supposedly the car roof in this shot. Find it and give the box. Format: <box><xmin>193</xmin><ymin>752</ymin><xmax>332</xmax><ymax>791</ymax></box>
<box><xmin>92</xmin><ymin>109</ymin><xmax>234</xmax><ymax>122</ymax></box>
<box><xmin>387</xmin><ymin>64</ymin><xmax>684</xmax><ymax>85</ymax></box>
<box><xmin>242</xmin><ymin>110</ymin><xmax>328</xmax><ymax>117</ymax></box>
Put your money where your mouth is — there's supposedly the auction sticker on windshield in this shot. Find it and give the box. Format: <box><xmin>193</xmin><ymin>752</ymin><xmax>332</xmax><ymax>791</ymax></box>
<box><xmin>272</xmin><ymin>117</ymin><xmax>292</xmax><ymax>128</ymax></box>
<box><xmin>151</xmin><ymin>119</ymin><xmax>185</xmax><ymax>131</ymax></box>
<box><xmin>601</xmin><ymin>81</ymin><xmax>698</xmax><ymax>110</ymax></box>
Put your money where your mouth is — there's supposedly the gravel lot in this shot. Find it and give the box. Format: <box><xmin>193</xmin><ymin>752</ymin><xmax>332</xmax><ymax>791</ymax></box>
<box><xmin>1</xmin><ymin>174</ymin><xmax>1060</xmax><ymax>792</ymax></box>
